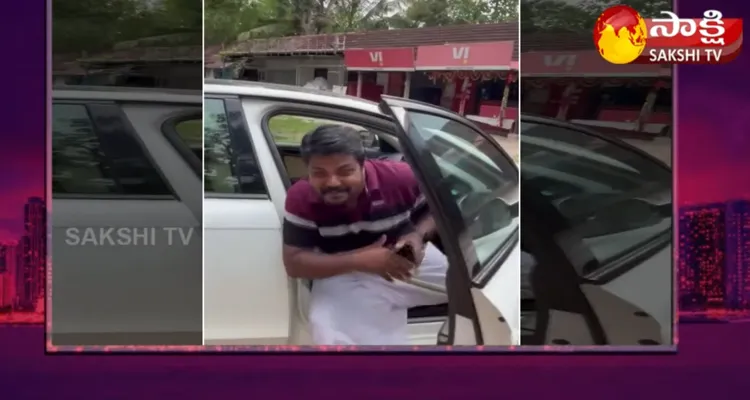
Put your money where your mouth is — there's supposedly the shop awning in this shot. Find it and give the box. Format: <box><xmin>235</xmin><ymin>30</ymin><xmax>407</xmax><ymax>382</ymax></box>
<box><xmin>414</xmin><ymin>41</ymin><xmax>515</xmax><ymax>71</ymax></box>
<box><xmin>344</xmin><ymin>48</ymin><xmax>415</xmax><ymax>71</ymax></box>
<box><xmin>522</xmin><ymin>51</ymin><xmax>671</xmax><ymax>77</ymax></box>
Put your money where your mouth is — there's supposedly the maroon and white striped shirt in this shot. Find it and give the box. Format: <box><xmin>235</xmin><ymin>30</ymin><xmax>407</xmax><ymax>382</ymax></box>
<box><xmin>283</xmin><ymin>160</ymin><xmax>427</xmax><ymax>253</ymax></box>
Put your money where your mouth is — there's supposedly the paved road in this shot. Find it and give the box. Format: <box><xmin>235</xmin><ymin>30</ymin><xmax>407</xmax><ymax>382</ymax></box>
<box><xmin>623</xmin><ymin>137</ymin><xmax>672</xmax><ymax>166</ymax></box>
<box><xmin>492</xmin><ymin>134</ymin><xmax>519</xmax><ymax>164</ymax></box>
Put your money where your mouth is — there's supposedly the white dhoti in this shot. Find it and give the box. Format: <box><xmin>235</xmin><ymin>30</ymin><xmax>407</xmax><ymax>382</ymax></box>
<box><xmin>308</xmin><ymin>243</ymin><xmax>449</xmax><ymax>345</ymax></box>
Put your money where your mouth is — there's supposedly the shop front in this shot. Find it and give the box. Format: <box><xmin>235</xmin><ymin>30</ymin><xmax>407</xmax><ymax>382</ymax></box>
<box><xmin>412</xmin><ymin>41</ymin><xmax>518</xmax><ymax>130</ymax></box>
<box><xmin>231</xmin><ymin>55</ymin><xmax>346</xmax><ymax>88</ymax></box>
<box><xmin>344</xmin><ymin>47</ymin><xmax>415</xmax><ymax>101</ymax></box>
<box><xmin>522</xmin><ymin>50</ymin><xmax>672</xmax><ymax>135</ymax></box>
<box><xmin>205</xmin><ymin>46</ymin><xmax>233</xmax><ymax>79</ymax></box>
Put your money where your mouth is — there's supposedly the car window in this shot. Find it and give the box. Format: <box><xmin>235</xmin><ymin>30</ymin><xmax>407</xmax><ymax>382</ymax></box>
<box><xmin>174</xmin><ymin>117</ymin><xmax>202</xmax><ymax>158</ymax></box>
<box><xmin>266</xmin><ymin>113</ymin><xmax>384</xmax><ymax>181</ymax></box>
<box><xmin>408</xmin><ymin>112</ymin><xmax>519</xmax><ymax>275</ymax></box>
<box><xmin>204</xmin><ymin>98</ymin><xmax>266</xmax><ymax>195</ymax></box>
<box><xmin>52</xmin><ymin>103</ymin><xmax>171</xmax><ymax>196</ymax></box>
<box><xmin>267</xmin><ymin>114</ymin><xmax>377</xmax><ymax>147</ymax></box>
<box><xmin>520</xmin><ymin>122</ymin><xmax>672</xmax><ymax>276</ymax></box>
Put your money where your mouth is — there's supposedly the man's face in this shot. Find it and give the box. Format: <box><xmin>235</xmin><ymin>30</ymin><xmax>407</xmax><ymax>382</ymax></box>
<box><xmin>307</xmin><ymin>154</ymin><xmax>365</xmax><ymax>205</ymax></box>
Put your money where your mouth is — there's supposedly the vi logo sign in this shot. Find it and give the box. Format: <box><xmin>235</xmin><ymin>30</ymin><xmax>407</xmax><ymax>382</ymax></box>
<box><xmin>369</xmin><ymin>51</ymin><xmax>383</xmax><ymax>65</ymax></box>
<box><xmin>543</xmin><ymin>54</ymin><xmax>577</xmax><ymax>71</ymax></box>
<box><xmin>452</xmin><ymin>46</ymin><xmax>470</xmax><ymax>64</ymax></box>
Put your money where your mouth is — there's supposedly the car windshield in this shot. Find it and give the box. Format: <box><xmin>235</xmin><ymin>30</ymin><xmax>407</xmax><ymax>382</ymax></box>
<box><xmin>406</xmin><ymin>111</ymin><xmax>519</xmax><ymax>274</ymax></box>
<box><xmin>521</xmin><ymin>121</ymin><xmax>672</xmax><ymax>275</ymax></box>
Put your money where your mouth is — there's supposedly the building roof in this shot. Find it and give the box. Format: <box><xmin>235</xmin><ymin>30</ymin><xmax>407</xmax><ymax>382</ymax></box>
<box><xmin>223</xmin><ymin>33</ymin><xmax>348</xmax><ymax>57</ymax></box>
<box><xmin>78</xmin><ymin>45</ymin><xmax>202</xmax><ymax>64</ymax></box>
<box><xmin>52</xmin><ymin>53</ymin><xmax>85</xmax><ymax>75</ymax></box>
<box><xmin>71</xmin><ymin>27</ymin><xmax>592</xmax><ymax>67</ymax></box>
<box><xmin>222</xmin><ymin>22</ymin><xmax>519</xmax><ymax>59</ymax></box>
<box><xmin>53</xmin><ymin>62</ymin><xmax>86</xmax><ymax>76</ymax></box>
<box><xmin>347</xmin><ymin>22</ymin><xmax>519</xmax><ymax>58</ymax></box>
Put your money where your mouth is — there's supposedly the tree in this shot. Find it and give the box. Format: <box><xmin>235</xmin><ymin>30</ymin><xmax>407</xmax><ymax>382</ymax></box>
<box><xmin>331</xmin><ymin>0</ymin><xmax>405</xmax><ymax>32</ymax></box>
<box><xmin>53</xmin><ymin>0</ymin><xmax>144</xmax><ymax>54</ymax></box>
<box><xmin>522</xmin><ymin>0</ymin><xmax>670</xmax><ymax>33</ymax></box>
<box><xmin>390</xmin><ymin>0</ymin><xmax>518</xmax><ymax>28</ymax></box>
<box><xmin>205</xmin><ymin>0</ymin><xmax>405</xmax><ymax>45</ymax></box>
<box><xmin>204</xmin><ymin>0</ymin><xmax>519</xmax><ymax>46</ymax></box>
<box><xmin>204</xmin><ymin>0</ymin><xmax>270</xmax><ymax>45</ymax></box>
<box><xmin>53</xmin><ymin>0</ymin><xmax>201</xmax><ymax>55</ymax></box>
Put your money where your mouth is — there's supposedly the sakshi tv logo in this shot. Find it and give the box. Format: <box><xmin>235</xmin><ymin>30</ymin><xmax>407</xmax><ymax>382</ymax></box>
<box><xmin>593</xmin><ymin>5</ymin><xmax>743</xmax><ymax>65</ymax></box>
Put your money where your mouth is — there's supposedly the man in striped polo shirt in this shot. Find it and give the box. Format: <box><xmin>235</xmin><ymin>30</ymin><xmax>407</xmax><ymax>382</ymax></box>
<box><xmin>283</xmin><ymin>125</ymin><xmax>449</xmax><ymax>345</ymax></box>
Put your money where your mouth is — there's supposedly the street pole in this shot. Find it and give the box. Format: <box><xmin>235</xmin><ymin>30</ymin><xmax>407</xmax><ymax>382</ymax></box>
<box><xmin>356</xmin><ymin>71</ymin><xmax>363</xmax><ymax>97</ymax></box>
<box><xmin>404</xmin><ymin>71</ymin><xmax>411</xmax><ymax>99</ymax></box>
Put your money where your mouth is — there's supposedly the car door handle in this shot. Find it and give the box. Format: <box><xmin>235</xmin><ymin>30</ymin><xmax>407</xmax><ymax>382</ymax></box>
<box><xmin>406</xmin><ymin>278</ymin><xmax>446</xmax><ymax>294</ymax></box>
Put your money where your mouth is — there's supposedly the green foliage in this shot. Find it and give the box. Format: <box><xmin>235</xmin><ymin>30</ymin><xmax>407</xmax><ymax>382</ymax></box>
<box><xmin>407</xmin><ymin>0</ymin><xmax>519</xmax><ymax>26</ymax></box>
<box><xmin>522</xmin><ymin>0</ymin><xmax>670</xmax><ymax>33</ymax></box>
<box><xmin>53</xmin><ymin>0</ymin><xmax>201</xmax><ymax>55</ymax></box>
<box><xmin>55</xmin><ymin>0</ymin><xmax>671</xmax><ymax>54</ymax></box>
<box><xmin>205</xmin><ymin>0</ymin><xmax>520</xmax><ymax>46</ymax></box>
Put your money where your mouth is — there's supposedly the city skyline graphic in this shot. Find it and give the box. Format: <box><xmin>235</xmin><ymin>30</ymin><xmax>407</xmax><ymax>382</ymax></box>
<box><xmin>679</xmin><ymin>199</ymin><xmax>750</xmax><ymax>321</ymax></box>
<box><xmin>1</xmin><ymin>195</ymin><xmax>749</xmax><ymax>323</ymax></box>
<box><xmin>0</xmin><ymin>197</ymin><xmax>46</xmax><ymax>323</ymax></box>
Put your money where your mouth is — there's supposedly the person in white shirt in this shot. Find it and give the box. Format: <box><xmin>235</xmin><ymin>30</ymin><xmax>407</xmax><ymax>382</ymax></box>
<box><xmin>304</xmin><ymin>68</ymin><xmax>332</xmax><ymax>91</ymax></box>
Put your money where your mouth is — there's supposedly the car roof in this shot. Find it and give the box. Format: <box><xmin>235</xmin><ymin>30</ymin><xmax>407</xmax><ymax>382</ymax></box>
<box><xmin>52</xmin><ymin>85</ymin><xmax>201</xmax><ymax>104</ymax></box>
<box><xmin>204</xmin><ymin>80</ymin><xmax>505</xmax><ymax>129</ymax></box>
<box><xmin>204</xmin><ymin>79</ymin><xmax>382</xmax><ymax>114</ymax></box>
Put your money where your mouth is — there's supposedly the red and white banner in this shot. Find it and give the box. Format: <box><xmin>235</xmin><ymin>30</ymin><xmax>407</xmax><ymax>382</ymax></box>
<box><xmin>415</xmin><ymin>41</ymin><xmax>515</xmax><ymax>71</ymax></box>
<box><xmin>344</xmin><ymin>48</ymin><xmax>415</xmax><ymax>71</ymax></box>
<box><xmin>522</xmin><ymin>50</ymin><xmax>671</xmax><ymax>77</ymax></box>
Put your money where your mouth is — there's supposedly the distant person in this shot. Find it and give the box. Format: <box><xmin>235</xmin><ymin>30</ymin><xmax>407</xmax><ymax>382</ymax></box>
<box><xmin>282</xmin><ymin>125</ymin><xmax>448</xmax><ymax>345</ymax></box>
<box><xmin>303</xmin><ymin>68</ymin><xmax>332</xmax><ymax>91</ymax></box>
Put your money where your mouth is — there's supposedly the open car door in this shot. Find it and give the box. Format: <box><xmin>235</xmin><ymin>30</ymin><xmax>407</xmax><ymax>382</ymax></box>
<box><xmin>520</xmin><ymin>118</ymin><xmax>672</xmax><ymax>346</ymax></box>
<box><xmin>379</xmin><ymin>96</ymin><xmax>521</xmax><ymax>345</ymax></box>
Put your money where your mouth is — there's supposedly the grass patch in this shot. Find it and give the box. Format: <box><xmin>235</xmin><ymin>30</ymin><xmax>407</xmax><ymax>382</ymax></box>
<box><xmin>268</xmin><ymin>116</ymin><xmax>326</xmax><ymax>144</ymax></box>
<box><xmin>176</xmin><ymin>119</ymin><xmax>203</xmax><ymax>149</ymax></box>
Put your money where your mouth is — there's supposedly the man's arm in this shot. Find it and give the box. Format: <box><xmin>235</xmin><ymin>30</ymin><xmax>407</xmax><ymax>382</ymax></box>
<box><xmin>282</xmin><ymin>244</ymin><xmax>364</xmax><ymax>279</ymax></box>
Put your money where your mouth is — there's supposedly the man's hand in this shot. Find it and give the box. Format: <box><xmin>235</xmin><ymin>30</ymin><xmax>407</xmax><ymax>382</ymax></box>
<box><xmin>355</xmin><ymin>236</ymin><xmax>416</xmax><ymax>281</ymax></box>
<box><xmin>394</xmin><ymin>232</ymin><xmax>426</xmax><ymax>266</ymax></box>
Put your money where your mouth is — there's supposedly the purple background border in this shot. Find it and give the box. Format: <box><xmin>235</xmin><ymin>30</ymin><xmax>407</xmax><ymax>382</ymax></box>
<box><xmin>2</xmin><ymin>0</ymin><xmax>750</xmax><ymax>398</ymax></box>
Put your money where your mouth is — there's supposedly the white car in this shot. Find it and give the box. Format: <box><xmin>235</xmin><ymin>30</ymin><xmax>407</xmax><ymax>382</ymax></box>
<box><xmin>50</xmin><ymin>82</ymin><xmax>672</xmax><ymax>348</ymax></box>
<box><xmin>51</xmin><ymin>86</ymin><xmax>203</xmax><ymax>345</ymax></box>
<box><xmin>204</xmin><ymin>80</ymin><xmax>521</xmax><ymax>346</ymax></box>
<box><xmin>203</xmin><ymin>80</ymin><xmax>672</xmax><ymax>347</ymax></box>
